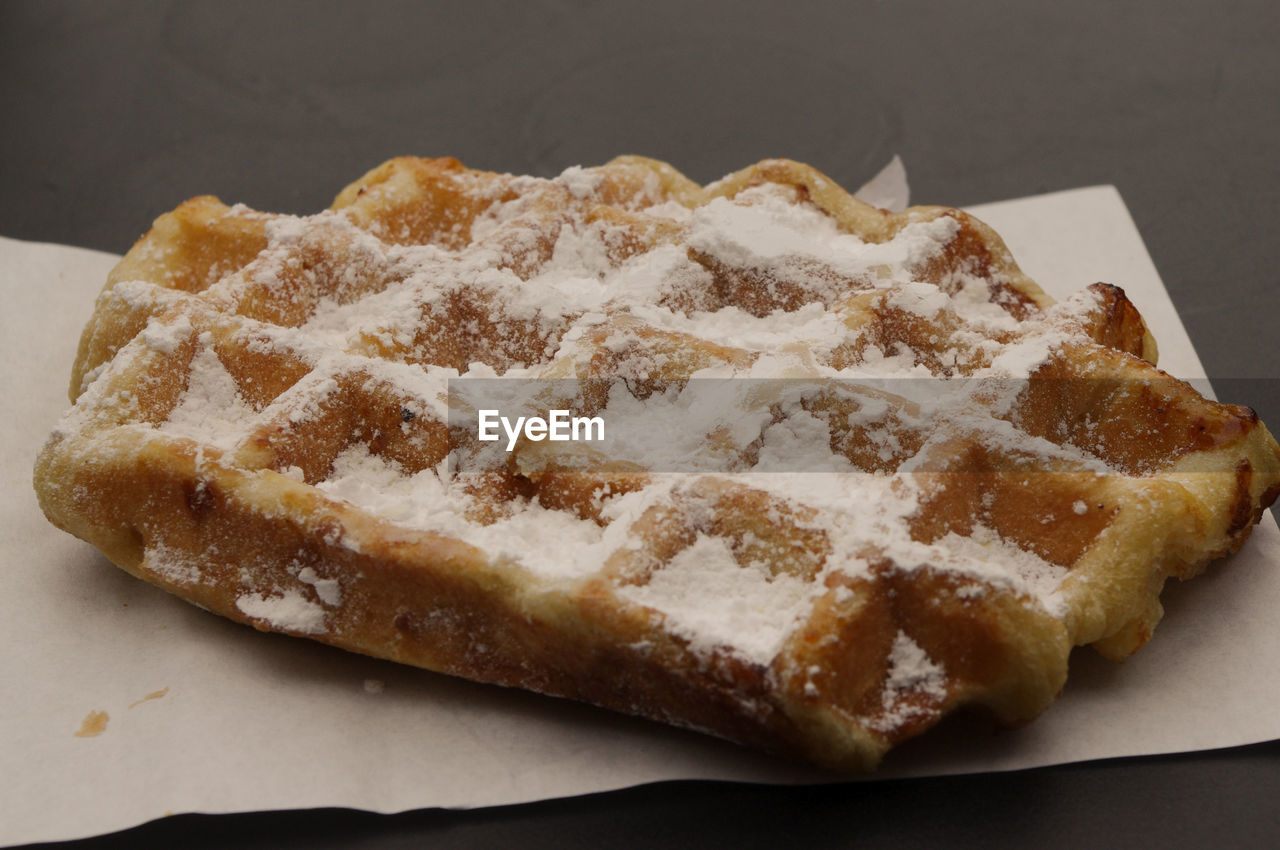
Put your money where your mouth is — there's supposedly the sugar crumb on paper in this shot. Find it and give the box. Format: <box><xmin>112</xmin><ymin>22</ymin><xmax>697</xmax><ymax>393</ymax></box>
<box><xmin>73</xmin><ymin>710</ymin><xmax>109</xmax><ymax>738</ymax></box>
<box><xmin>128</xmin><ymin>687</ymin><xmax>169</xmax><ymax>709</ymax></box>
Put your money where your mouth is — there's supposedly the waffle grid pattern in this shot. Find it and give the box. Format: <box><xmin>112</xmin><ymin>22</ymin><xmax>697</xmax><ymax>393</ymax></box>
<box><xmin>35</xmin><ymin>157</ymin><xmax>1280</xmax><ymax>768</ymax></box>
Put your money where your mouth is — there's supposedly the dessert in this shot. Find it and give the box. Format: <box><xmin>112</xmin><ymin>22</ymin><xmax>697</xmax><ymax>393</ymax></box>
<box><xmin>33</xmin><ymin>156</ymin><xmax>1280</xmax><ymax>769</ymax></box>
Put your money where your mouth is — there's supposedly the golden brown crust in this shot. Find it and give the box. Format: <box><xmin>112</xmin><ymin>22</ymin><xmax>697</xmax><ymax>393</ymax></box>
<box><xmin>34</xmin><ymin>156</ymin><xmax>1280</xmax><ymax>769</ymax></box>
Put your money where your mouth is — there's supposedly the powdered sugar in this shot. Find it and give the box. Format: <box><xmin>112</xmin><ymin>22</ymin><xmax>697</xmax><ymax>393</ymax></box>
<box><xmin>296</xmin><ymin>566</ymin><xmax>342</xmax><ymax>607</ymax></box>
<box><xmin>141</xmin><ymin>313</ymin><xmax>194</xmax><ymax>355</ymax></box>
<box><xmin>557</xmin><ymin>165</ymin><xmax>604</xmax><ymax>199</ymax></box>
<box><xmin>885</xmin><ymin>630</ymin><xmax>948</xmax><ymax>694</ymax></box>
<box><xmin>685</xmin><ymin>192</ymin><xmax>960</xmax><ymax>304</ymax></box>
<box><xmin>934</xmin><ymin>527</ymin><xmax>1070</xmax><ymax>617</ymax></box>
<box><xmin>315</xmin><ymin>444</ymin><xmax>607</xmax><ymax>581</ymax></box>
<box><xmin>616</xmin><ymin>534</ymin><xmax>820</xmax><ymax>665</ymax></box>
<box><xmin>235</xmin><ymin>589</ymin><xmax>327</xmax><ymax>634</ymax></box>
<box><xmin>100</xmin><ymin>162</ymin><xmax>1106</xmax><ymax>672</ymax></box>
<box><xmin>866</xmin><ymin>631</ymin><xmax>949</xmax><ymax>732</ymax></box>
<box><xmin>159</xmin><ymin>334</ymin><xmax>255</xmax><ymax>451</ymax></box>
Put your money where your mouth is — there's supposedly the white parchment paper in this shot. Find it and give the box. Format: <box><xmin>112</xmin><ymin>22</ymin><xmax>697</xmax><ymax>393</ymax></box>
<box><xmin>3</xmin><ymin>185</ymin><xmax>1277</xmax><ymax>846</ymax></box>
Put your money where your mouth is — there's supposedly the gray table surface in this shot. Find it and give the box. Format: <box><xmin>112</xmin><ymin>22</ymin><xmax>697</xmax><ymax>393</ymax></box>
<box><xmin>4</xmin><ymin>2</ymin><xmax>1277</xmax><ymax>848</ymax></box>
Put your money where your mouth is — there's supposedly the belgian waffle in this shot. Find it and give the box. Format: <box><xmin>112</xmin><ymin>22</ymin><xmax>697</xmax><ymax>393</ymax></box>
<box><xmin>33</xmin><ymin>156</ymin><xmax>1280</xmax><ymax>769</ymax></box>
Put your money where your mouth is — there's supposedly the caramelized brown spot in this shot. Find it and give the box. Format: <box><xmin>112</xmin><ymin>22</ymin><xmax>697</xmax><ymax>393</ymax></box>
<box><xmin>1227</xmin><ymin>460</ymin><xmax>1256</xmax><ymax>536</ymax></box>
<box><xmin>908</xmin><ymin>440</ymin><xmax>1119</xmax><ymax>567</ymax></box>
<box><xmin>1014</xmin><ymin>344</ymin><xmax>1259</xmax><ymax>474</ymax></box>
<box><xmin>183</xmin><ymin>479</ymin><xmax>216</xmax><ymax>521</ymax></box>
<box><xmin>1075</xmin><ymin>283</ymin><xmax>1153</xmax><ymax>359</ymax></box>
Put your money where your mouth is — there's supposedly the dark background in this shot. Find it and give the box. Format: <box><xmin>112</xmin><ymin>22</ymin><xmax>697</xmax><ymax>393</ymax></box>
<box><xmin>4</xmin><ymin>1</ymin><xmax>1278</xmax><ymax>847</ymax></box>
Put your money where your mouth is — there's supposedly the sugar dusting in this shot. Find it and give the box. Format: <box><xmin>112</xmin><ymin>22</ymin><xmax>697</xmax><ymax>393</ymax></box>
<box><xmin>617</xmin><ymin>534</ymin><xmax>819</xmax><ymax>665</ymax></box>
<box><xmin>235</xmin><ymin>589</ymin><xmax>327</xmax><ymax>634</ymax></box>
<box><xmin>115</xmin><ymin>161</ymin><xmax>1105</xmax><ymax>677</ymax></box>
<box><xmin>867</xmin><ymin>631</ymin><xmax>949</xmax><ymax>733</ymax></box>
<box><xmin>159</xmin><ymin>335</ymin><xmax>255</xmax><ymax>452</ymax></box>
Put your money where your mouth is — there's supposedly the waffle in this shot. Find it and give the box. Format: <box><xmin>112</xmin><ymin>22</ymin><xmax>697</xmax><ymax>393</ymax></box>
<box><xmin>34</xmin><ymin>156</ymin><xmax>1280</xmax><ymax>770</ymax></box>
